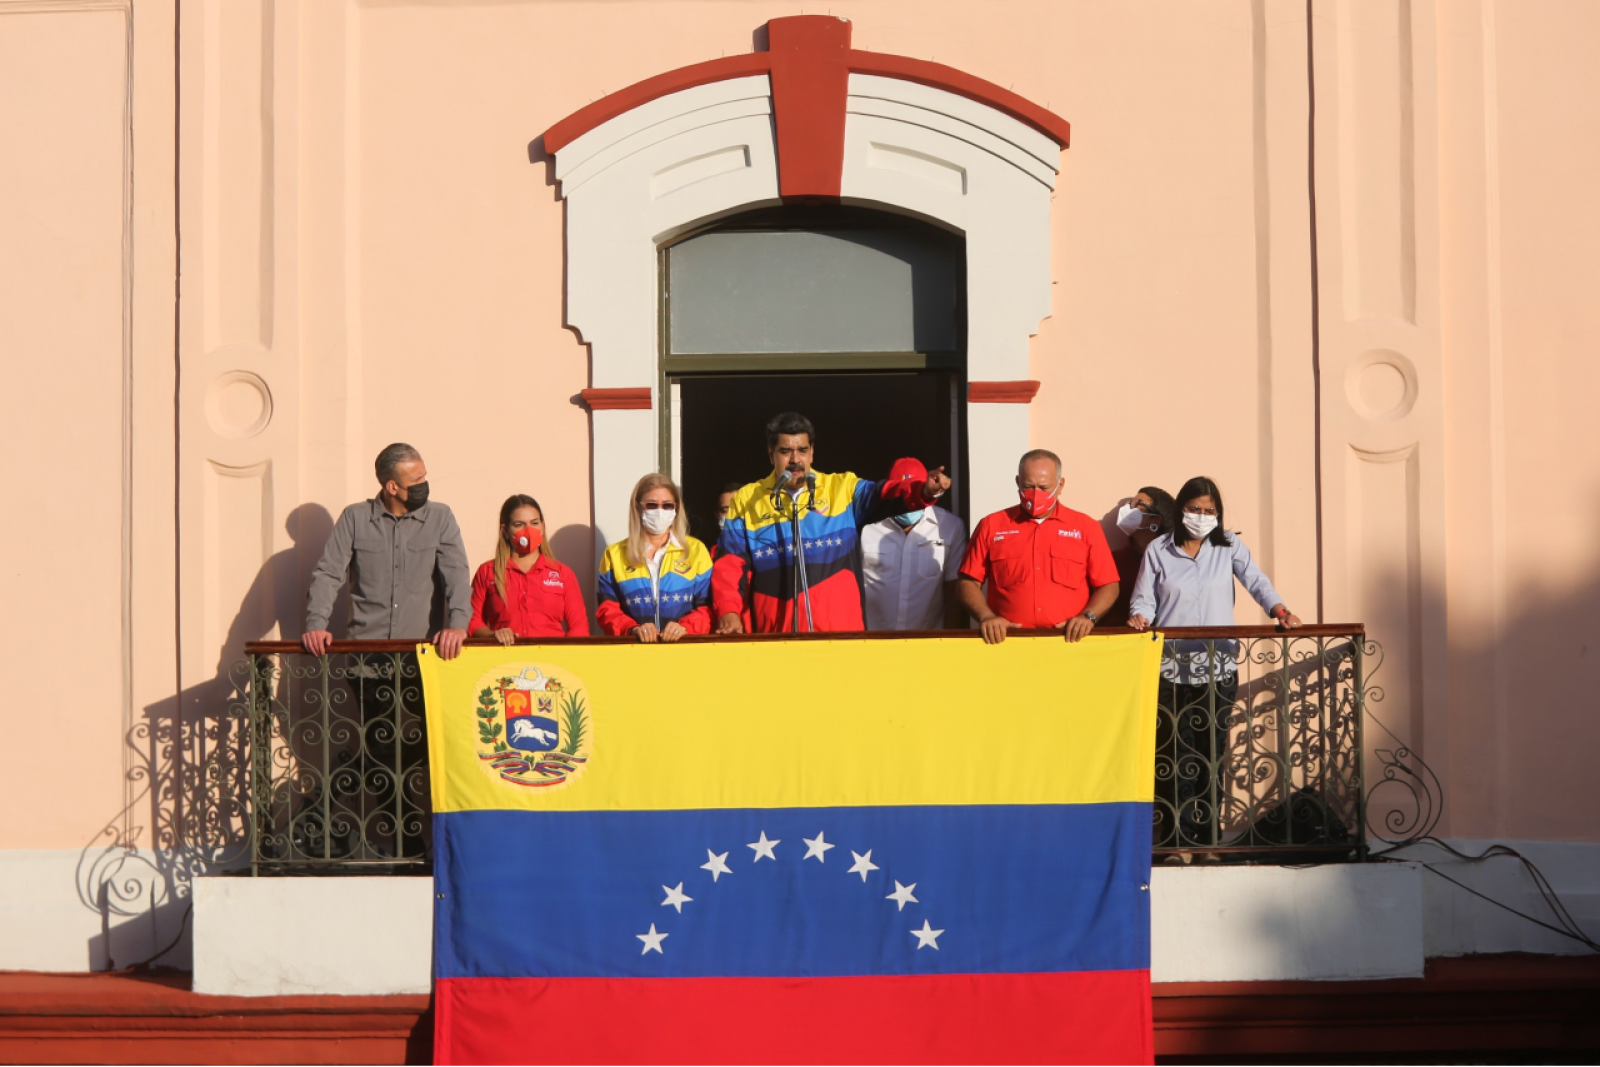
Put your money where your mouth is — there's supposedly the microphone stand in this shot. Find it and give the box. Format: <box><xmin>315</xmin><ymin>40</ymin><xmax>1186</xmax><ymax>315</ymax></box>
<box><xmin>775</xmin><ymin>473</ymin><xmax>817</xmax><ymax>633</ymax></box>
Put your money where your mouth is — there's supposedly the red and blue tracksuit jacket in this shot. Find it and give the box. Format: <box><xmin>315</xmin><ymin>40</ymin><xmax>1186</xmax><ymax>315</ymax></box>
<box><xmin>712</xmin><ymin>470</ymin><xmax>889</xmax><ymax>633</ymax></box>
<box><xmin>595</xmin><ymin>537</ymin><xmax>714</xmax><ymax>636</ymax></box>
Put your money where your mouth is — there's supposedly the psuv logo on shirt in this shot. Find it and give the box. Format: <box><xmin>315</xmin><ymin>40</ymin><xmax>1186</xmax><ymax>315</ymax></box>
<box><xmin>1057</xmin><ymin>529</ymin><xmax>1083</xmax><ymax>539</ymax></box>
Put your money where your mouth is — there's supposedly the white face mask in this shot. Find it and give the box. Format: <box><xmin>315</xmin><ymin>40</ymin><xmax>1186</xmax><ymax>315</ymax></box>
<box><xmin>1182</xmin><ymin>512</ymin><xmax>1219</xmax><ymax>539</ymax></box>
<box><xmin>1117</xmin><ymin>504</ymin><xmax>1157</xmax><ymax>534</ymax></box>
<box><xmin>640</xmin><ymin>507</ymin><xmax>675</xmax><ymax>535</ymax></box>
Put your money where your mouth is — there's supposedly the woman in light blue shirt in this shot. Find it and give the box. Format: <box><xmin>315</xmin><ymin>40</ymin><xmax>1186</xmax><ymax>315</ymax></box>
<box><xmin>1127</xmin><ymin>476</ymin><xmax>1302</xmax><ymax>849</ymax></box>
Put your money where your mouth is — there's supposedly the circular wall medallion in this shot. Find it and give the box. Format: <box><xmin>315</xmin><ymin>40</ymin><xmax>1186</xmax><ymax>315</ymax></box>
<box><xmin>205</xmin><ymin>371</ymin><xmax>274</xmax><ymax>439</ymax></box>
<box><xmin>1344</xmin><ymin>349</ymin><xmax>1417</xmax><ymax>422</ymax></box>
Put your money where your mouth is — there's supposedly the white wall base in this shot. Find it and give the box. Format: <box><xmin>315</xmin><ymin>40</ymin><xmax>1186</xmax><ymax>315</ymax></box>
<box><xmin>1150</xmin><ymin>862</ymin><xmax>1425</xmax><ymax>983</ymax></box>
<box><xmin>1395</xmin><ymin>837</ymin><xmax>1600</xmax><ymax>958</ymax></box>
<box><xmin>40</xmin><ymin>836</ymin><xmax>1591</xmax><ymax>994</ymax></box>
<box><xmin>0</xmin><ymin>848</ymin><xmax>192</xmax><ymax>972</ymax></box>
<box><xmin>192</xmin><ymin>876</ymin><xmax>433</xmax><ymax>996</ymax></box>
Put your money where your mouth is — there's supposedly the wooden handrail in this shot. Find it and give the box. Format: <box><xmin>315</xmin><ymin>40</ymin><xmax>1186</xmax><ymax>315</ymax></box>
<box><xmin>243</xmin><ymin>624</ymin><xmax>1363</xmax><ymax>655</ymax></box>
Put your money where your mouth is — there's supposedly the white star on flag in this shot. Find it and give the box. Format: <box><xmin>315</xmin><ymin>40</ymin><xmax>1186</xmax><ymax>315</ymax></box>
<box><xmin>661</xmin><ymin>882</ymin><xmax>692</xmax><ymax>913</ymax></box>
<box><xmin>638</xmin><ymin>923</ymin><xmax>668</xmax><ymax>955</ymax></box>
<box><xmin>848</xmin><ymin>850</ymin><xmax>879</xmax><ymax>881</ymax></box>
<box><xmin>911</xmin><ymin>919</ymin><xmax>944</xmax><ymax>950</ymax></box>
<box><xmin>802</xmin><ymin>832</ymin><xmax>835</xmax><ymax>862</ymax></box>
<box><xmin>886</xmin><ymin>881</ymin><xmax>919</xmax><ymax>910</ymax></box>
<box><xmin>701</xmin><ymin>849</ymin><xmax>732</xmax><ymax>881</ymax></box>
<box><xmin>748</xmin><ymin>830</ymin><xmax>780</xmax><ymax>861</ymax></box>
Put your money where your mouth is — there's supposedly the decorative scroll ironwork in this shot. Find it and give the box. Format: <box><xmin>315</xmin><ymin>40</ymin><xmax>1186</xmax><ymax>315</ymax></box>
<box><xmin>1151</xmin><ymin>631</ymin><xmax>1367</xmax><ymax>861</ymax></box>
<box><xmin>1356</xmin><ymin>637</ymin><xmax>1444</xmax><ymax>850</ymax></box>
<box><xmin>237</xmin><ymin>650</ymin><xmax>432</xmax><ymax>872</ymax></box>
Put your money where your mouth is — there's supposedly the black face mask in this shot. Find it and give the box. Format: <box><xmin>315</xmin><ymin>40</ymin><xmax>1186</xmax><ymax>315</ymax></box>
<box><xmin>401</xmin><ymin>480</ymin><xmax>430</xmax><ymax>512</ymax></box>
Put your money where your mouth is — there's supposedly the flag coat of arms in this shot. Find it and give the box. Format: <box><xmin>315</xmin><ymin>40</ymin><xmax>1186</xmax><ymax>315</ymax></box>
<box><xmin>422</xmin><ymin>634</ymin><xmax>1160</xmax><ymax>1064</ymax></box>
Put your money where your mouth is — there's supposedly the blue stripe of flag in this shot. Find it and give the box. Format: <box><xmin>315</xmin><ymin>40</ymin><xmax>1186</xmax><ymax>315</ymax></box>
<box><xmin>434</xmin><ymin>803</ymin><xmax>1151</xmax><ymax>980</ymax></box>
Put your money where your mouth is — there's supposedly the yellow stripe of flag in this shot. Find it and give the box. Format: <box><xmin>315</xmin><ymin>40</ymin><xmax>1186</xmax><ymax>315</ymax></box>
<box><xmin>421</xmin><ymin>634</ymin><xmax>1160</xmax><ymax>815</ymax></box>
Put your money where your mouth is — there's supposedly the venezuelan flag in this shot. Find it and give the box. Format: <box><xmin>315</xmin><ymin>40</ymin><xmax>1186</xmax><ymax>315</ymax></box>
<box><xmin>422</xmin><ymin>634</ymin><xmax>1160</xmax><ymax>1065</ymax></box>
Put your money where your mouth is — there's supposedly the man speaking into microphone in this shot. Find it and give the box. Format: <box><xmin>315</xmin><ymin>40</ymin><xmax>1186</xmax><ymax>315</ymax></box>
<box><xmin>713</xmin><ymin>412</ymin><xmax>952</xmax><ymax>634</ymax></box>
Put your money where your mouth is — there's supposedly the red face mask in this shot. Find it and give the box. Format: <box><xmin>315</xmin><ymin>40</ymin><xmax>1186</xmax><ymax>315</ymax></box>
<box><xmin>1019</xmin><ymin>485</ymin><xmax>1059</xmax><ymax>517</ymax></box>
<box><xmin>509</xmin><ymin>526</ymin><xmax>543</xmax><ymax>557</ymax></box>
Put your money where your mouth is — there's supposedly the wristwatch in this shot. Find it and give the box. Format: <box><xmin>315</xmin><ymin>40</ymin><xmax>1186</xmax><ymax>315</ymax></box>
<box><xmin>1082</xmin><ymin>609</ymin><xmax>1099</xmax><ymax>624</ymax></box>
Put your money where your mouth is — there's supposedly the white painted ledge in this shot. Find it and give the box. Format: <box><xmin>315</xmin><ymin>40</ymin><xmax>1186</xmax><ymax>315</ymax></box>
<box><xmin>190</xmin><ymin>862</ymin><xmax>1430</xmax><ymax>995</ymax></box>
<box><xmin>0</xmin><ymin>849</ymin><xmax>192</xmax><ymax>972</ymax></box>
<box><xmin>192</xmin><ymin>876</ymin><xmax>433</xmax><ymax>997</ymax></box>
<box><xmin>1150</xmin><ymin>861</ymin><xmax>1425</xmax><ymax>983</ymax></box>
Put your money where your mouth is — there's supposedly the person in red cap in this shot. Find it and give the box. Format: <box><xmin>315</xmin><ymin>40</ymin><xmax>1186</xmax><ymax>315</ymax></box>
<box><xmin>860</xmin><ymin>457</ymin><xmax>969</xmax><ymax>631</ymax></box>
<box><xmin>956</xmin><ymin>449</ymin><xmax>1120</xmax><ymax>643</ymax></box>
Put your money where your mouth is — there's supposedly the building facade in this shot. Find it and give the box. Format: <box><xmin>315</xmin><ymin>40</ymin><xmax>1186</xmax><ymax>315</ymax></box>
<box><xmin>2</xmin><ymin>0</ymin><xmax>1598</xmax><ymax>1056</ymax></box>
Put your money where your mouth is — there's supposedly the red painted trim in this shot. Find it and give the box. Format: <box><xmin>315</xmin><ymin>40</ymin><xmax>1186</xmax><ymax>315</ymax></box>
<box><xmin>543</xmin><ymin>55</ymin><xmax>769</xmax><ymax>154</ymax></box>
<box><xmin>767</xmin><ymin>17</ymin><xmax>852</xmax><ymax>199</ymax></box>
<box><xmin>2</xmin><ymin>955</ymin><xmax>1595</xmax><ymax>1062</ymax></box>
<box><xmin>0</xmin><ymin>971</ymin><xmax>431</xmax><ymax>1064</ymax></box>
<box><xmin>848</xmin><ymin>50</ymin><xmax>1071</xmax><ymax>148</ymax></box>
<box><xmin>578</xmin><ymin>387</ymin><xmax>651</xmax><ymax>411</ymax></box>
<box><xmin>1153</xmin><ymin>954</ymin><xmax>1600</xmax><ymax>1058</ymax></box>
<box><xmin>540</xmin><ymin>17</ymin><xmax>1071</xmax><ymax>167</ymax></box>
<box><xmin>968</xmin><ymin>380</ymin><xmax>1041</xmax><ymax>403</ymax></box>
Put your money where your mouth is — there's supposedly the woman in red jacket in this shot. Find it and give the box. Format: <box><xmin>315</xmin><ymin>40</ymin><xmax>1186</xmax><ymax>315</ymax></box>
<box><xmin>469</xmin><ymin>494</ymin><xmax>589</xmax><ymax>642</ymax></box>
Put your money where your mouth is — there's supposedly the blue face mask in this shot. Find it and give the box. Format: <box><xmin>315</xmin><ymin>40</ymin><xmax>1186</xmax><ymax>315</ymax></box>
<box><xmin>891</xmin><ymin>509</ymin><xmax>925</xmax><ymax>529</ymax></box>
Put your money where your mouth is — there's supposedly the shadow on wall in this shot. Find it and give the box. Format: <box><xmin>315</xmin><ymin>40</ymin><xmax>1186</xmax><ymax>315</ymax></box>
<box><xmin>78</xmin><ymin>504</ymin><xmax>345</xmax><ymax>971</ymax></box>
<box><xmin>1231</xmin><ymin>535</ymin><xmax>1600</xmax><ymax>971</ymax></box>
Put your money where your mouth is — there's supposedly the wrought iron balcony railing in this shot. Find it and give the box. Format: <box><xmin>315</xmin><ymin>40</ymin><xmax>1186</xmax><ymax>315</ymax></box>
<box><xmin>220</xmin><ymin>626</ymin><xmax>1380</xmax><ymax>874</ymax></box>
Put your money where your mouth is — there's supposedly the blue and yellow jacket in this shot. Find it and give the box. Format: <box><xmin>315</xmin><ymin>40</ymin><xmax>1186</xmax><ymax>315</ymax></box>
<box><xmin>595</xmin><ymin>537</ymin><xmax>714</xmax><ymax>635</ymax></box>
<box><xmin>712</xmin><ymin>470</ymin><xmax>886</xmax><ymax>633</ymax></box>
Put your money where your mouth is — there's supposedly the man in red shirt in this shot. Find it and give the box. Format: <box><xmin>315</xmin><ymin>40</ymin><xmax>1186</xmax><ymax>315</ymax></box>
<box><xmin>956</xmin><ymin>449</ymin><xmax>1121</xmax><ymax>644</ymax></box>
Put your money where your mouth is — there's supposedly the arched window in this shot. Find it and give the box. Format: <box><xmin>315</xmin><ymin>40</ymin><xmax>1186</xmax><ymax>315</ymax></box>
<box><xmin>660</xmin><ymin>206</ymin><xmax>965</xmax><ymax>536</ymax></box>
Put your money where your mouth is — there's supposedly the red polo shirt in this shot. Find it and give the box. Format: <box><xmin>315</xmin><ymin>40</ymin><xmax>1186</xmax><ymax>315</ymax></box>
<box><xmin>959</xmin><ymin>504</ymin><xmax>1119</xmax><ymax>628</ymax></box>
<box><xmin>469</xmin><ymin>557</ymin><xmax>591</xmax><ymax>638</ymax></box>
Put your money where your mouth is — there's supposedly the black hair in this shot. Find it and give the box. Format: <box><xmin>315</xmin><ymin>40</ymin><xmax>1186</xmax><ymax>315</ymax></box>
<box><xmin>765</xmin><ymin>412</ymin><xmax>815</xmax><ymax>450</ymax></box>
<box><xmin>721</xmin><ymin>481</ymin><xmax>744</xmax><ymax>495</ymax></box>
<box><xmin>1136</xmin><ymin>485</ymin><xmax>1177</xmax><ymax>536</ymax></box>
<box><xmin>1174</xmin><ymin>476</ymin><xmax>1232</xmax><ymax>547</ymax></box>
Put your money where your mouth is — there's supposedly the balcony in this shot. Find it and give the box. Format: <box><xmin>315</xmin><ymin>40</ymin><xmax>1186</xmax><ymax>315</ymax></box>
<box><xmin>212</xmin><ymin>626</ymin><xmax>1383</xmax><ymax>874</ymax></box>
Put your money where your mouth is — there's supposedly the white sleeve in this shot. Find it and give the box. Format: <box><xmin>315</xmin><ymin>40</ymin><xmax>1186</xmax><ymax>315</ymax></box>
<box><xmin>941</xmin><ymin>514</ymin><xmax>968</xmax><ymax>582</ymax></box>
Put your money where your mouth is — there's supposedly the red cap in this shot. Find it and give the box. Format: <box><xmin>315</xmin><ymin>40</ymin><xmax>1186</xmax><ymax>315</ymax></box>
<box><xmin>882</xmin><ymin>457</ymin><xmax>929</xmax><ymax>509</ymax></box>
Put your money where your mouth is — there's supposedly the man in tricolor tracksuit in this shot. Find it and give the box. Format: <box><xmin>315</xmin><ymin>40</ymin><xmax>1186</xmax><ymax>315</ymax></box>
<box><xmin>713</xmin><ymin>412</ymin><xmax>951</xmax><ymax>634</ymax></box>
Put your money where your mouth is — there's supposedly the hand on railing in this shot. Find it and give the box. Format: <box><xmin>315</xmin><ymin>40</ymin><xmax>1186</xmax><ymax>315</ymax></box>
<box><xmin>633</xmin><ymin>622</ymin><xmax>687</xmax><ymax>644</ymax></box>
<box><xmin>979</xmin><ymin>614</ymin><xmax>1018</xmax><ymax>644</ymax></box>
<box><xmin>301</xmin><ymin>629</ymin><xmax>335</xmax><ymax>655</ymax></box>
<box><xmin>1128</xmin><ymin>614</ymin><xmax>1149</xmax><ymax>632</ymax></box>
<box><xmin>1271</xmin><ymin>605</ymin><xmax>1304</xmax><ymax>630</ymax></box>
<box><xmin>432</xmin><ymin>627</ymin><xmax>467</xmax><ymax>660</ymax></box>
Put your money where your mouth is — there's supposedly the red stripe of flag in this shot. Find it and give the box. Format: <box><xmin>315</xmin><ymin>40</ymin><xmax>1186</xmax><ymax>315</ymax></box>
<box><xmin>436</xmin><ymin>970</ymin><xmax>1152</xmax><ymax>1065</ymax></box>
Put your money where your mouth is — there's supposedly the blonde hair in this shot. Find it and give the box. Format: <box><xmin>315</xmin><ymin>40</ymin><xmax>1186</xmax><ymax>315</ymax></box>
<box><xmin>494</xmin><ymin>494</ymin><xmax>555</xmax><ymax>603</ymax></box>
<box><xmin>625</xmin><ymin>473</ymin><xmax>688</xmax><ymax>568</ymax></box>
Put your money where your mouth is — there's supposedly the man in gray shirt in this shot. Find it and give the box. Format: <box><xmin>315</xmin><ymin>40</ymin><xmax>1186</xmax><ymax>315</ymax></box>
<box><xmin>302</xmin><ymin>442</ymin><xmax>472</xmax><ymax>658</ymax></box>
<box><xmin>295</xmin><ymin>442</ymin><xmax>471</xmax><ymax>861</ymax></box>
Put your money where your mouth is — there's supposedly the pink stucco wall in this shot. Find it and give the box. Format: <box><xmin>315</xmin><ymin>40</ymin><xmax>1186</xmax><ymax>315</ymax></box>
<box><xmin>2</xmin><ymin>0</ymin><xmax>1597</xmax><ymax>864</ymax></box>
